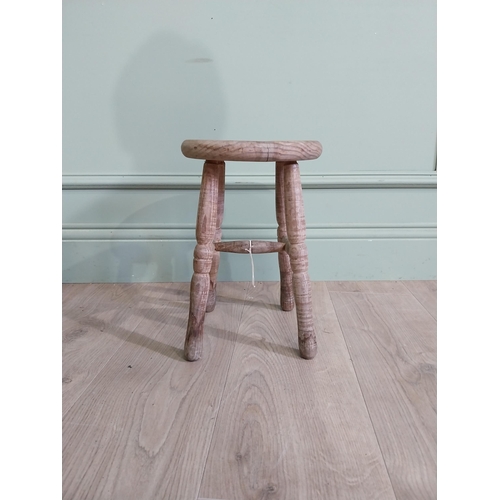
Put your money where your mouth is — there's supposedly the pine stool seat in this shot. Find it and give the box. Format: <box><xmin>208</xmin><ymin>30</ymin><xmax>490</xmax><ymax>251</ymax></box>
<box><xmin>182</xmin><ymin>140</ymin><xmax>322</xmax><ymax>361</ymax></box>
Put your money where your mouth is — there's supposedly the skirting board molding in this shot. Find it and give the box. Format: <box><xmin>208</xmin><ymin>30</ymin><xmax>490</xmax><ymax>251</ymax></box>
<box><xmin>62</xmin><ymin>172</ymin><xmax>437</xmax><ymax>190</ymax></box>
<box><xmin>63</xmin><ymin>236</ymin><xmax>436</xmax><ymax>283</ymax></box>
<box><xmin>62</xmin><ymin>223</ymin><xmax>436</xmax><ymax>241</ymax></box>
<box><xmin>62</xmin><ymin>172</ymin><xmax>436</xmax><ymax>282</ymax></box>
<box><xmin>62</xmin><ymin>223</ymin><xmax>436</xmax><ymax>282</ymax></box>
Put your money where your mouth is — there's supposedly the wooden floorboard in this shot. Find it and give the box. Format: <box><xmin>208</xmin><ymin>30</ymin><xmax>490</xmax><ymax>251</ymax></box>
<box><xmin>62</xmin><ymin>283</ymin><xmax>95</xmax><ymax>305</ymax></box>
<box><xmin>62</xmin><ymin>280</ymin><xmax>436</xmax><ymax>500</ymax></box>
<box><xmin>325</xmin><ymin>281</ymin><xmax>411</xmax><ymax>295</ymax></box>
<box><xmin>327</xmin><ymin>281</ymin><xmax>436</xmax><ymax>500</ymax></box>
<box><xmin>402</xmin><ymin>281</ymin><xmax>437</xmax><ymax>320</ymax></box>
<box><xmin>199</xmin><ymin>282</ymin><xmax>396</xmax><ymax>500</ymax></box>
<box><xmin>63</xmin><ymin>284</ymin><xmax>151</xmax><ymax>416</ymax></box>
<box><xmin>62</xmin><ymin>282</ymin><xmax>248</xmax><ymax>500</ymax></box>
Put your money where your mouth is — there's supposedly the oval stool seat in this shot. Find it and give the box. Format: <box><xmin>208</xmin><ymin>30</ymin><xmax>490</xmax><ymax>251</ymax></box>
<box><xmin>181</xmin><ymin>140</ymin><xmax>322</xmax><ymax>162</ymax></box>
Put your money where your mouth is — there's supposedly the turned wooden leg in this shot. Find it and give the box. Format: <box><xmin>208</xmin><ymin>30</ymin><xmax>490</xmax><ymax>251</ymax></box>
<box><xmin>276</xmin><ymin>162</ymin><xmax>294</xmax><ymax>311</ymax></box>
<box><xmin>283</xmin><ymin>162</ymin><xmax>317</xmax><ymax>359</ymax></box>
<box><xmin>185</xmin><ymin>161</ymin><xmax>220</xmax><ymax>361</ymax></box>
<box><xmin>206</xmin><ymin>162</ymin><xmax>225</xmax><ymax>313</ymax></box>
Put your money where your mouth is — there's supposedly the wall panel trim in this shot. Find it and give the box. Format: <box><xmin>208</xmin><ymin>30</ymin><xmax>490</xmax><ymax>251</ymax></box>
<box><xmin>63</xmin><ymin>222</ymin><xmax>436</xmax><ymax>241</ymax></box>
<box><xmin>62</xmin><ymin>172</ymin><xmax>437</xmax><ymax>190</ymax></box>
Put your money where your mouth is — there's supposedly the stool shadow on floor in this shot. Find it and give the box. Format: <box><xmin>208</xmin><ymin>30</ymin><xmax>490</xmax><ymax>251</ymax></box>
<box><xmin>138</xmin><ymin>282</ymin><xmax>191</xmax><ymax>304</ymax></box>
<box><xmin>137</xmin><ymin>287</ymin><xmax>296</xmax><ymax>359</ymax></box>
<box><xmin>64</xmin><ymin>305</ymin><xmax>186</xmax><ymax>363</ymax></box>
<box><xmin>217</xmin><ymin>286</ymin><xmax>282</xmax><ymax>311</ymax></box>
<box><xmin>65</xmin><ymin>295</ymin><xmax>297</xmax><ymax>362</ymax></box>
<box><xmin>112</xmin><ymin>320</ymin><xmax>186</xmax><ymax>362</ymax></box>
<box><xmin>206</xmin><ymin>325</ymin><xmax>299</xmax><ymax>360</ymax></box>
<box><xmin>118</xmin><ymin>327</ymin><xmax>185</xmax><ymax>362</ymax></box>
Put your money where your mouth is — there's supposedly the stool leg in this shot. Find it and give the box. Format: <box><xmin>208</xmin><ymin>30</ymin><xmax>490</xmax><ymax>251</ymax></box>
<box><xmin>206</xmin><ymin>162</ymin><xmax>225</xmax><ymax>312</ymax></box>
<box><xmin>276</xmin><ymin>162</ymin><xmax>294</xmax><ymax>311</ymax></box>
<box><xmin>185</xmin><ymin>161</ymin><xmax>220</xmax><ymax>361</ymax></box>
<box><xmin>283</xmin><ymin>162</ymin><xmax>317</xmax><ymax>359</ymax></box>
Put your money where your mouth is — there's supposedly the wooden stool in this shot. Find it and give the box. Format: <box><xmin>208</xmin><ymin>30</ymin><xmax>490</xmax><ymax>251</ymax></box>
<box><xmin>181</xmin><ymin>140</ymin><xmax>322</xmax><ymax>361</ymax></box>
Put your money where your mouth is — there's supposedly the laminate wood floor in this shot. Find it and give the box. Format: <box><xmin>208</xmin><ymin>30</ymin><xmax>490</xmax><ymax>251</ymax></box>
<box><xmin>62</xmin><ymin>281</ymin><xmax>436</xmax><ymax>500</ymax></box>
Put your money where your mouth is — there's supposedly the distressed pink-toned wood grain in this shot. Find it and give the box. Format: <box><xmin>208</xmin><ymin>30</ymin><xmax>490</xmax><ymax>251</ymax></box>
<box><xmin>183</xmin><ymin>141</ymin><xmax>322</xmax><ymax>361</ymax></box>
<box><xmin>181</xmin><ymin>140</ymin><xmax>322</xmax><ymax>162</ymax></box>
<box><xmin>276</xmin><ymin>161</ymin><xmax>294</xmax><ymax>312</ymax></box>
<box><xmin>214</xmin><ymin>240</ymin><xmax>285</xmax><ymax>254</ymax></box>
<box><xmin>284</xmin><ymin>162</ymin><xmax>316</xmax><ymax>359</ymax></box>
<box><xmin>206</xmin><ymin>162</ymin><xmax>225</xmax><ymax>313</ymax></box>
<box><xmin>185</xmin><ymin>161</ymin><xmax>221</xmax><ymax>361</ymax></box>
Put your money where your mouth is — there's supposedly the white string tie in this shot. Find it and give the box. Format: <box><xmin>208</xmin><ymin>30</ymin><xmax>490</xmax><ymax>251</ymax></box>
<box><xmin>245</xmin><ymin>240</ymin><xmax>256</xmax><ymax>287</ymax></box>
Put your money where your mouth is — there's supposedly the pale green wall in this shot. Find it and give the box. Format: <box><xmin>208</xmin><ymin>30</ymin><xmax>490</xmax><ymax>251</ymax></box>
<box><xmin>63</xmin><ymin>0</ymin><xmax>436</xmax><ymax>283</ymax></box>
